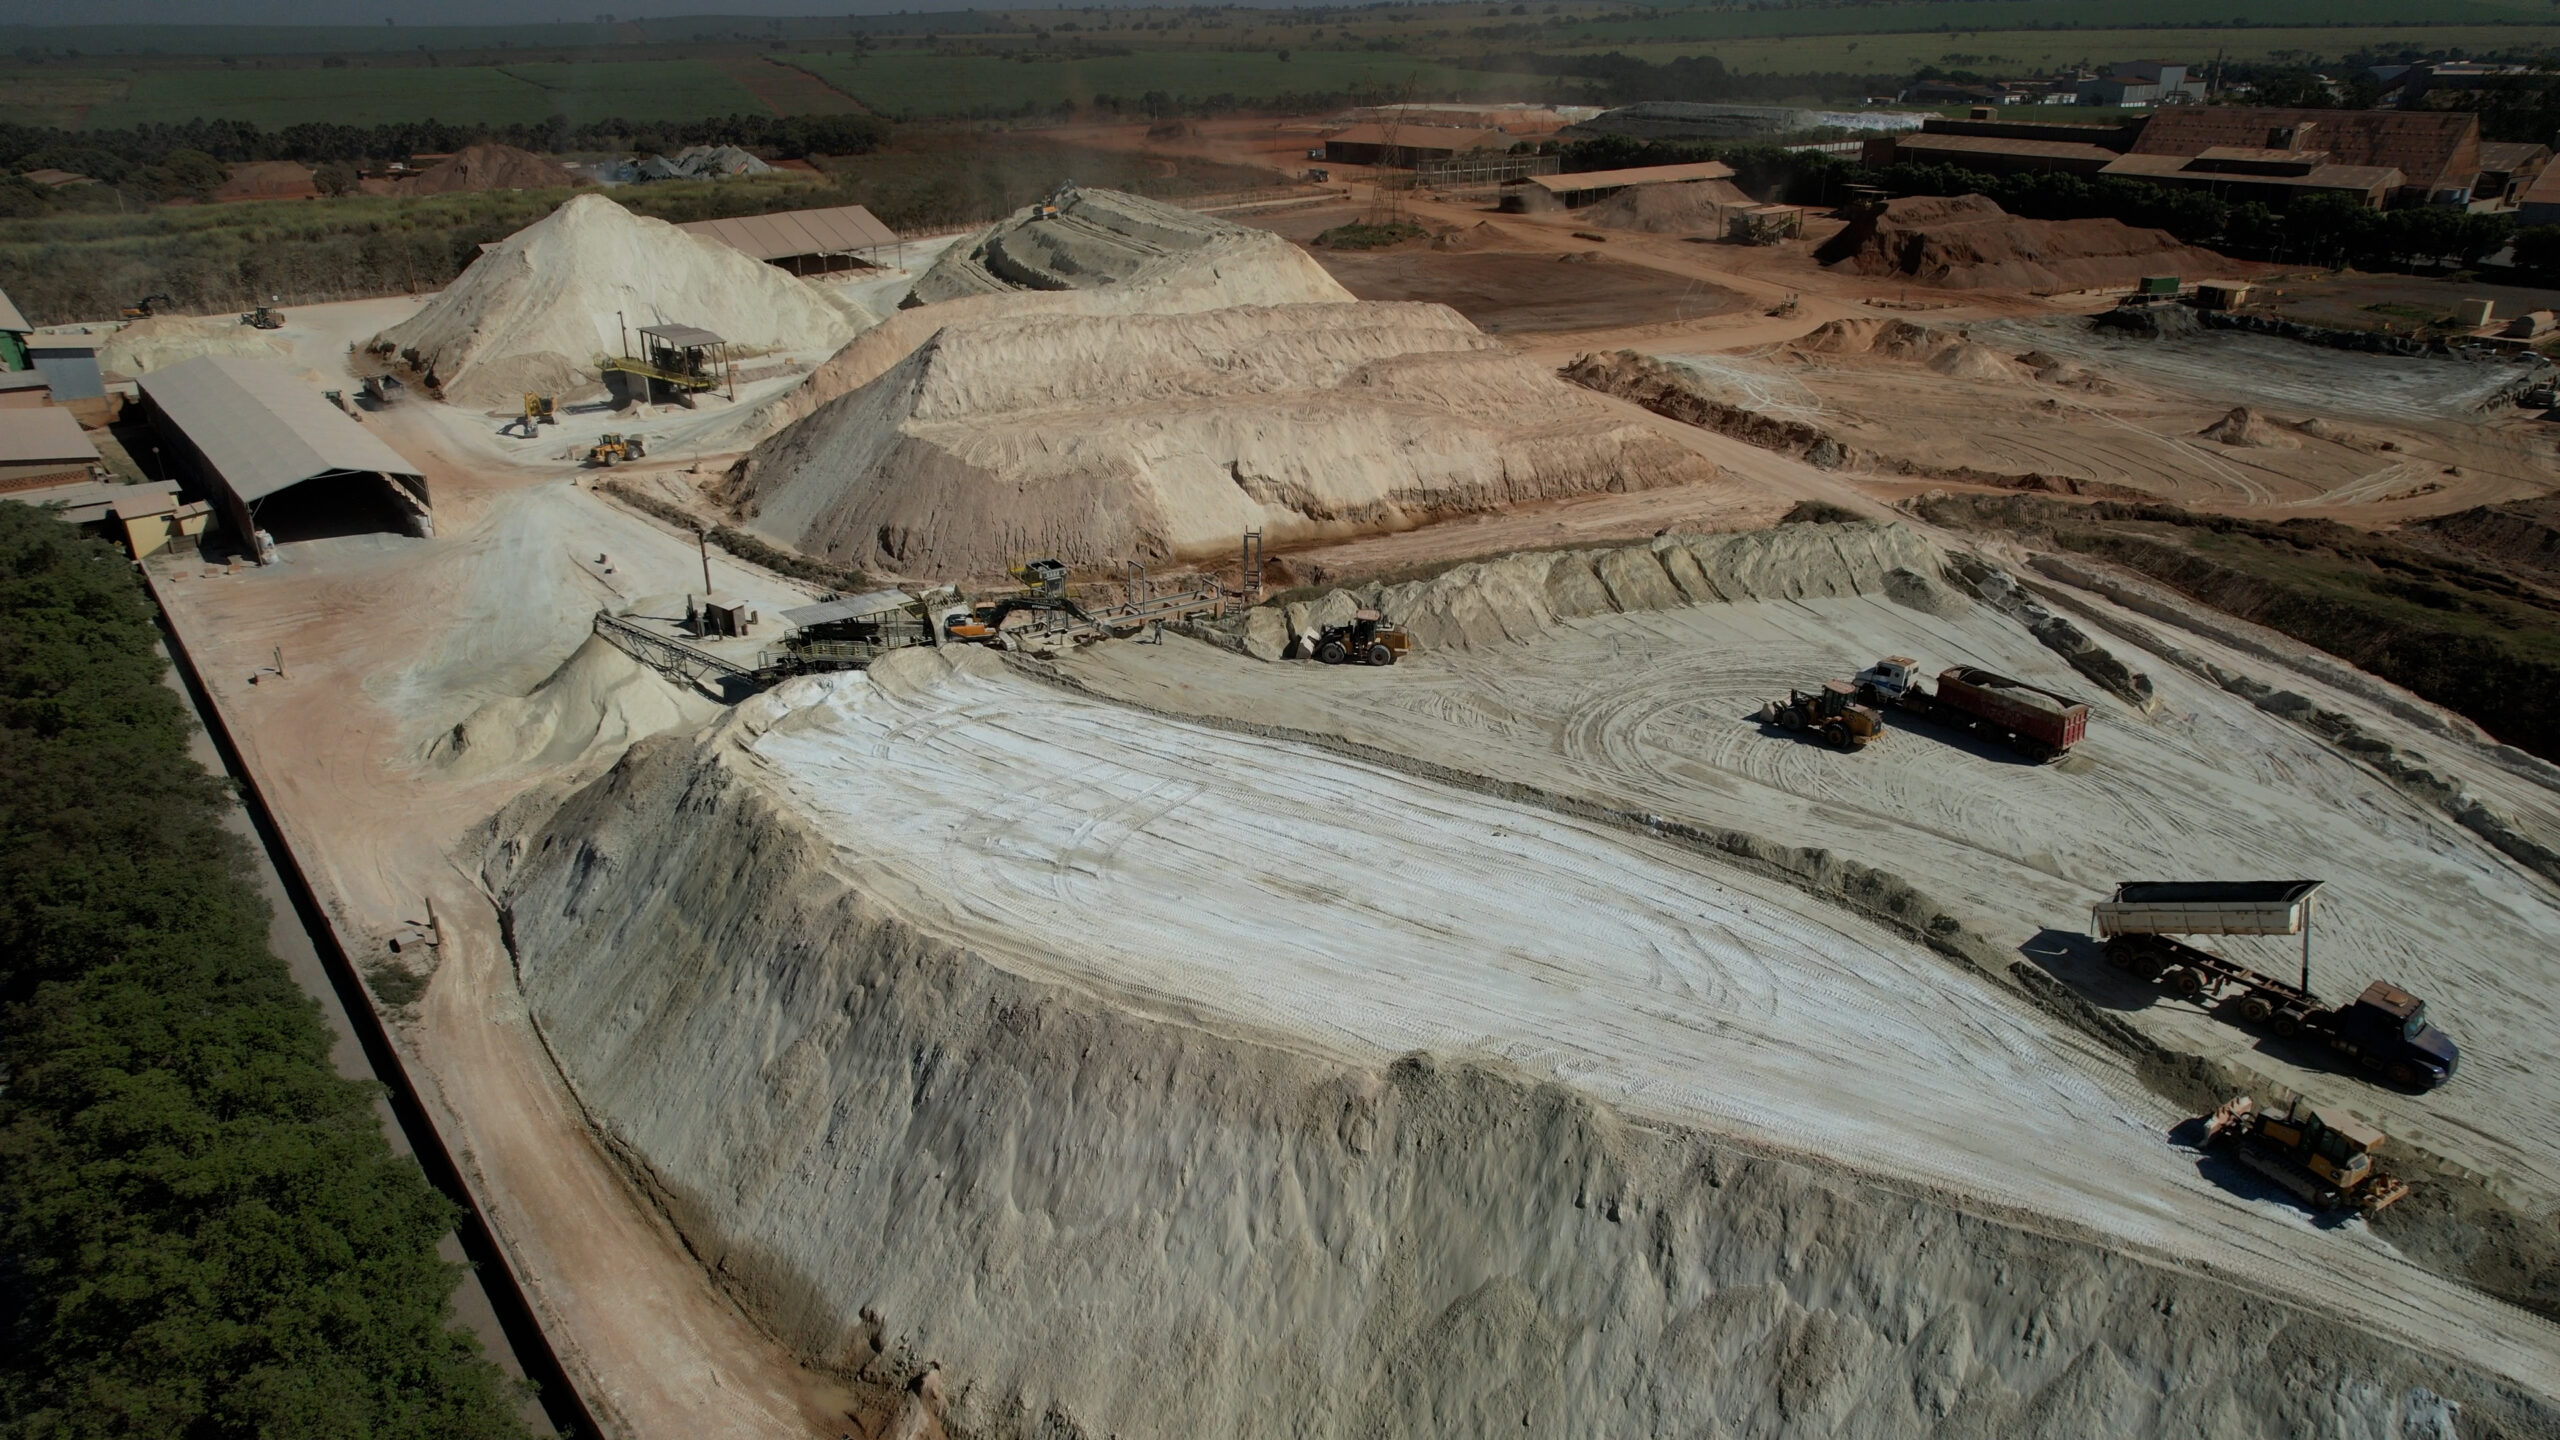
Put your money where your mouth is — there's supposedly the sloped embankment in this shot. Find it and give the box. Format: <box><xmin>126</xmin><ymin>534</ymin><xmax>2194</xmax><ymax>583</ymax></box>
<box><xmin>492</xmin><ymin>675</ymin><xmax>2554</xmax><ymax>1439</ymax></box>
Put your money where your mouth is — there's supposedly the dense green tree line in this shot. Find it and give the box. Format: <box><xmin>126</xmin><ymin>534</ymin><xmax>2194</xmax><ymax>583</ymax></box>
<box><xmin>0</xmin><ymin>505</ymin><xmax>535</xmax><ymax>1439</ymax></box>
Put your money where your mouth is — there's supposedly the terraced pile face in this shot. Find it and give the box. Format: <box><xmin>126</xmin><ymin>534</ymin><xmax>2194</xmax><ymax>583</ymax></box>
<box><xmin>905</xmin><ymin>185</ymin><xmax>1350</xmax><ymax>310</ymax></box>
<box><xmin>725</xmin><ymin>300</ymin><xmax>1716</xmax><ymax>575</ymax></box>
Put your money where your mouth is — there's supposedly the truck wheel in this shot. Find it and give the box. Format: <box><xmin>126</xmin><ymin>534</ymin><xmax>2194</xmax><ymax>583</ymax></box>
<box><xmin>2238</xmin><ymin>996</ymin><xmax>2273</xmax><ymax>1024</ymax></box>
<box><xmin>2389</xmin><ymin>1061</ymin><xmax>2418</xmax><ymax>1088</ymax></box>
<box><xmin>1317</xmin><ymin>640</ymin><xmax>1347</xmax><ymax>665</ymax></box>
<box><xmin>2272</xmin><ymin>1010</ymin><xmax>2303</xmax><ymax>1038</ymax></box>
<box><xmin>1780</xmin><ymin>709</ymin><xmax>1803</xmax><ymax>731</ymax></box>
<box><xmin>2165</xmin><ymin>967</ymin><xmax>2202</xmax><ymax>997</ymax></box>
<box><xmin>2105</xmin><ymin>939</ymin><xmax>2144</xmax><ymax>972</ymax></box>
<box><xmin>1367</xmin><ymin>643</ymin><xmax>1394</xmax><ymax>667</ymax></box>
<box><xmin>1823</xmin><ymin>723</ymin><xmax>1850</xmax><ymax>750</ymax></box>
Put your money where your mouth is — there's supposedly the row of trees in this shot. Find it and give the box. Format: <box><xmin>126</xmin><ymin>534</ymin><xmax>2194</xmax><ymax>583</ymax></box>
<box><xmin>0</xmin><ymin>506</ymin><xmax>536</xmax><ymax>1438</ymax></box>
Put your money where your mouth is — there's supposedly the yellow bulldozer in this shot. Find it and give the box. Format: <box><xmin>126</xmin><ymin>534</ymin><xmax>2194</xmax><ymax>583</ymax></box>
<box><xmin>2198</xmin><ymin>1095</ymin><xmax>2412</xmax><ymax>1216</ymax></box>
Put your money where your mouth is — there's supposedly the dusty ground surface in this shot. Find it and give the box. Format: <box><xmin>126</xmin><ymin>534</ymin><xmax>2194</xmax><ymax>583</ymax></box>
<box><xmin>144</xmin><ymin>295</ymin><xmax>876</xmax><ymax>1440</ymax></box>
<box><xmin>122</xmin><ymin>168</ymin><xmax>2560</xmax><ymax>1438</ymax></box>
<box><xmin>1300</xmin><ymin>246</ymin><xmax>1746</xmax><ymax>334</ymax></box>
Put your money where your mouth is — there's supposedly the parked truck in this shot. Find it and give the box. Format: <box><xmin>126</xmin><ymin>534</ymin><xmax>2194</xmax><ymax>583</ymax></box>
<box><xmin>2094</xmin><ymin>880</ymin><xmax>2459</xmax><ymax>1090</ymax></box>
<box><xmin>1855</xmin><ymin>657</ymin><xmax>2088</xmax><ymax>761</ymax></box>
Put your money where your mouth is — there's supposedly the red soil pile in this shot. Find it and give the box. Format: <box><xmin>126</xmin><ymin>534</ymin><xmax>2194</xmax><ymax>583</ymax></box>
<box><xmin>403</xmin><ymin>143</ymin><xmax>584</xmax><ymax>195</ymax></box>
<box><xmin>211</xmin><ymin>161</ymin><xmax>319</xmax><ymax>202</ymax></box>
<box><xmin>1816</xmin><ymin>193</ymin><xmax>2252</xmax><ymax>292</ymax></box>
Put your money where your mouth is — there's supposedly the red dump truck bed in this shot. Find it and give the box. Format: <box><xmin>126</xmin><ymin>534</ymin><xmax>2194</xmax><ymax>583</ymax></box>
<box><xmin>1935</xmin><ymin>666</ymin><xmax>2088</xmax><ymax>752</ymax></box>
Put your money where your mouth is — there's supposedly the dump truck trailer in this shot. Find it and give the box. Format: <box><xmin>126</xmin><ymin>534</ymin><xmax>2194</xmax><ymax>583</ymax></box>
<box><xmin>1856</xmin><ymin>657</ymin><xmax>2087</xmax><ymax>760</ymax></box>
<box><xmin>2094</xmin><ymin>880</ymin><xmax>2459</xmax><ymax>1090</ymax></box>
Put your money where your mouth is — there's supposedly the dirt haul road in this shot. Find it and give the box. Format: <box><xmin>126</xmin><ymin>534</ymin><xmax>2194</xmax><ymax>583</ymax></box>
<box><xmin>1056</xmin><ymin>549</ymin><xmax>2560</xmax><ymax>1215</ymax></box>
<box><xmin>726</xmin><ymin>652</ymin><xmax>2560</xmax><ymax>1398</ymax></box>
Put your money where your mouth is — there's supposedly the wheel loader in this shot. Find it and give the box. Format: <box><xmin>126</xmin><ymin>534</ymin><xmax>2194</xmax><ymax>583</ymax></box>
<box><xmin>2196</xmin><ymin>1095</ymin><xmax>2412</xmax><ymax>1216</ymax></box>
<box><xmin>585</xmin><ymin>432</ymin><xmax>645</xmax><ymax>467</ymax></box>
<box><xmin>1313</xmin><ymin>610</ymin><xmax>1409</xmax><ymax>666</ymax></box>
<box><xmin>1758</xmin><ymin>680</ymin><xmax>1884</xmax><ymax>751</ymax></box>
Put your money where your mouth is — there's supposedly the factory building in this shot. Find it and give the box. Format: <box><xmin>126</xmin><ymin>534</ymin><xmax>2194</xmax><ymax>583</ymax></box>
<box><xmin>138</xmin><ymin>355</ymin><xmax>431</xmax><ymax>561</ymax></box>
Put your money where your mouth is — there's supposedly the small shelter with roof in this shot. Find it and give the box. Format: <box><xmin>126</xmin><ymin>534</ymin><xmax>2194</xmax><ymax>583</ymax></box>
<box><xmin>0</xmin><ymin>407</ymin><xmax>104</xmax><ymax>491</ymax></box>
<box><xmin>0</xmin><ymin>285</ymin><xmax>30</xmax><ymax>371</ymax></box>
<box><xmin>138</xmin><ymin>355</ymin><xmax>431</xmax><ymax>561</ymax></box>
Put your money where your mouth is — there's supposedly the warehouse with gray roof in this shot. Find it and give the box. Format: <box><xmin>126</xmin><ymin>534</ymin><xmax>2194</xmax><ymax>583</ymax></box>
<box><xmin>137</xmin><ymin>355</ymin><xmax>431</xmax><ymax>560</ymax></box>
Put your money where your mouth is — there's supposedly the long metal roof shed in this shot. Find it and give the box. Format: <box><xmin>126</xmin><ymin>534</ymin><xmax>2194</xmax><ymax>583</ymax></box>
<box><xmin>138</xmin><ymin>355</ymin><xmax>432</xmax><ymax>556</ymax></box>
<box><xmin>679</xmin><ymin>204</ymin><xmax>900</xmax><ymax>275</ymax></box>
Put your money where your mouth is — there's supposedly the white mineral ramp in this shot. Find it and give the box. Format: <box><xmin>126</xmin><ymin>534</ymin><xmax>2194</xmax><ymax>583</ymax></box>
<box><xmin>738</xmin><ymin>653</ymin><xmax>2560</xmax><ymax>1396</ymax></box>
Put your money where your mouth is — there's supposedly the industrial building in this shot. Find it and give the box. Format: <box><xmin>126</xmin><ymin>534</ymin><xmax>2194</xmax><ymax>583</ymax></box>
<box><xmin>2126</xmin><ymin>108</ymin><xmax>2482</xmax><ymax>205</ymax></box>
<box><xmin>2477</xmin><ymin>142</ymin><xmax>2553</xmax><ymax>206</ymax></box>
<box><xmin>2520</xmin><ymin>163</ymin><xmax>2560</xmax><ymax>228</ymax></box>
<box><xmin>0</xmin><ymin>286</ymin><xmax>29</xmax><ymax>371</ymax></box>
<box><xmin>2075</xmin><ymin>61</ymin><xmax>2206</xmax><ymax>108</ymax></box>
<box><xmin>1499</xmin><ymin>160</ymin><xmax>1738</xmax><ymax>211</ymax></box>
<box><xmin>138</xmin><ymin>355</ymin><xmax>431</xmax><ymax>560</ymax></box>
<box><xmin>0</xmin><ymin>406</ymin><xmax>104</xmax><ymax>491</ymax></box>
<box><xmin>1864</xmin><ymin>131</ymin><xmax>2121</xmax><ymax>178</ymax></box>
<box><xmin>678</xmin><ymin>204</ymin><xmax>903</xmax><ymax>276</ymax></box>
<box><xmin>1322</xmin><ymin>125</ymin><xmax>1512</xmax><ymax>168</ymax></box>
<box><xmin>2099</xmin><ymin>148</ymin><xmax>2403</xmax><ymax>208</ymax></box>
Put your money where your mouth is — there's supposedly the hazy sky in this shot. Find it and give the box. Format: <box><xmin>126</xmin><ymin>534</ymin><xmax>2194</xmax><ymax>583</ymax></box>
<box><xmin>0</xmin><ymin>0</ymin><xmax>1271</xmax><ymax>23</ymax></box>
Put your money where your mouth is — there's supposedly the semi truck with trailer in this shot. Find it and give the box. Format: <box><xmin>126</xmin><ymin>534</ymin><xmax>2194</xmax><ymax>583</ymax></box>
<box><xmin>2093</xmin><ymin>880</ymin><xmax>2459</xmax><ymax>1090</ymax></box>
<box><xmin>1855</xmin><ymin>657</ymin><xmax>2087</xmax><ymax>761</ymax></box>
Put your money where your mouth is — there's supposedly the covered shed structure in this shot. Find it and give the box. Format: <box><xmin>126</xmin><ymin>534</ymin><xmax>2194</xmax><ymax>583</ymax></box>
<box><xmin>1500</xmin><ymin>159</ymin><xmax>1737</xmax><ymax>211</ymax></box>
<box><xmin>679</xmin><ymin>204</ymin><xmax>902</xmax><ymax>275</ymax></box>
<box><xmin>138</xmin><ymin>355</ymin><xmax>431</xmax><ymax>561</ymax></box>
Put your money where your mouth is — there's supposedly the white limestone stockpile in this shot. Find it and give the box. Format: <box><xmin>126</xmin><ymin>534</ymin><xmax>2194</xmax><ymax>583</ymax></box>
<box><xmin>1251</xmin><ymin>522</ymin><xmax>1960</xmax><ymax>658</ymax></box>
<box><xmin>492</xmin><ymin>650</ymin><xmax>2560</xmax><ymax>1439</ymax></box>
<box><xmin>906</xmin><ymin>185</ymin><xmax>1349</xmax><ymax>310</ymax></box>
<box><xmin>725</xmin><ymin>301</ymin><xmax>1714</xmax><ymax>575</ymax></box>
<box><xmin>98</xmin><ymin>313</ymin><xmax>287</xmax><ymax>376</ymax></box>
<box><xmin>371</xmin><ymin>193</ymin><xmax>862</xmax><ymax>408</ymax></box>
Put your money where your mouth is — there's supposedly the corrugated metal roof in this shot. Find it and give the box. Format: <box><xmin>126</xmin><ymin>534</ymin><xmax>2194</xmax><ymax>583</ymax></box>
<box><xmin>2101</xmin><ymin>153</ymin><xmax>2403</xmax><ymax>193</ymax></box>
<box><xmin>639</xmin><ymin>323</ymin><xmax>725</xmax><ymax>347</ymax></box>
<box><xmin>1895</xmin><ymin>134</ymin><xmax>2120</xmax><ymax>163</ymax></box>
<box><xmin>0</xmin><ymin>287</ymin><xmax>27</xmax><ymax>334</ymax></box>
<box><xmin>0</xmin><ymin>479</ymin><xmax>173</xmax><ymax>522</ymax></box>
<box><xmin>138</xmin><ymin>356</ymin><xmax>422</xmax><ymax>504</ymax></box>
<box><xmin>2130</xmin><ymin>106</ymin><xmax>2477</xmax><ymax>192</ymax></box>
<box><xmin>1518</xmin><ymin>160</ymin><xmax>1737</xmax><ymax>193</ymax></box>
<box><xmin>0</xmin><ymin>406</ymin><xmax>100</xmax><ymax>465</ymax></box>
<box><xmin>0</xmin><ymin>369</ymin><xmax>49</xmax><ymax>391</ymax></box>
<box><xmin>781</xmin><ymin>589</ymin><xmax>919</xmax><ymax>627</ymax></box>
<box><xmin>679</xmin><ymin>204</ymin><xmax>900</xmax><ymax>261</ymax></box>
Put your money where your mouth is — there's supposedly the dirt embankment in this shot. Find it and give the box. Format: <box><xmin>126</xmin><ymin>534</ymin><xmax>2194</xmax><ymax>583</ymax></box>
<box><xmin>1914</xmin><ymin>492</ymin><xmax>2560</xmax><ymax>764</ymax></box>
<box><xmin>490</xmin><ymin>681</ymin><xmax>2560</xmax><ymax>1440</ymax></box>
<box><xmin>1564</xmin><ymin>347</ymin><xmax>2151</xmax><ymax>500</ymax></box>
<box><xmin>2408</xmin><ymin>497</ymin><xmax>2560</xmax><ymax>590</ymax></box>
<box><xmin>1815</xmin><ymin>194</ymin><xmax>2254</xmax><ymax>292</ymax></box>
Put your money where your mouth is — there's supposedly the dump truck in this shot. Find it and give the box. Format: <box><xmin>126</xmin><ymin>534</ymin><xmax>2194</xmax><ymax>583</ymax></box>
<box><xmin>2195</xmin><ymin>1094</ymin><xmax>2412</xmax><ymax>1216</ymax></box>
<box><xmin>1758</xmin><ymin>680</ymin><xmax>1884</xmax><ymax>751</ymax></box>
<box><xmin>1314</xmin><ymin>610</ymin><xmax>1409</xmax><ymax>666</ymax></box>
<box><xmin>1856</xmin><ymin>657</ymin><xmax>2086</xmax><ymax>761</ymax></box>
<box><xmin>2095</xmin><ymin>880</ymin><xmax>2459</xmax><ymax>1090</ymax></box>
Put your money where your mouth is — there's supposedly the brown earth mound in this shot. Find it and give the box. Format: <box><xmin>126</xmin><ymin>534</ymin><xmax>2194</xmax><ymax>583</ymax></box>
<box><xmin>1815</xmin><ymin>194</ymin><xmax>2251</xmax><ymax>292</ymax></box>
<box><xmin>2409</xmin><ymin>497</ymin><xmax>2560</xmax><ymax>586</ymax></box>
<box><xmin>1581</xmin><ymin>177</ymin><xmax>1753</xmax><ymax>234</ymax></box>
<box><xmin>2199</xmin><ymin>406</ymin><xmax>2297</xmax><ymax>448</ymax></box>
<box><xmin>405</xmin><ymin>143</ymin><xmax>584</xmax><ymax>194</ymax></box>
<box><xmin>212</xmin><ymin>161</ymin><xmax>318</xmax><ymax>202</ymax></box>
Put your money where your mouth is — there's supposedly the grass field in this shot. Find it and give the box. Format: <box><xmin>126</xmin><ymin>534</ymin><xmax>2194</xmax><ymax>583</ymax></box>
<box><xmin>794</xmin><ymin>50</ymin><xmax>1562</xmax><ymax>118</ymax></box>
<box><xmin>1565</xmin><ymin>0</ymin><xmax>2559</xmax><ymax>46</ymax></box>
<box><xmin>76</xmin><ymin>59</ymin><xmax>769</xmax><ymax>130</ymax></box>
<box><xmin>0</xmin><ymin>70</ymin><xmax>132</xmax><ymax>130</ymax></box>
<box><xmin>1585</xmin><ymin>25</ymin><xmax>2560</xmax><ymax>76</ymax></box>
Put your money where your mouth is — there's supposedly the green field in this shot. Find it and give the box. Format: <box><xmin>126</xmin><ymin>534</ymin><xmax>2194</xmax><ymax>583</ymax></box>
<box><xmin>1588</xmin><ymin>24</ymin><xmax>2560</xmax><ymax>76</ymax></box>
<box><xmin>795</xmin><ymin>50</ymin><xmax>1561</xmax><ymax>118</ymax></box>
<box><xmin>77</xmin><ymin>59</ymin><xmax>768</xmax><ymax>130</ymax></box>
<box><xmin>1568</xmin><ymin>0</ymin><xmax>2559</xmax><ymax>45</ymax></box>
